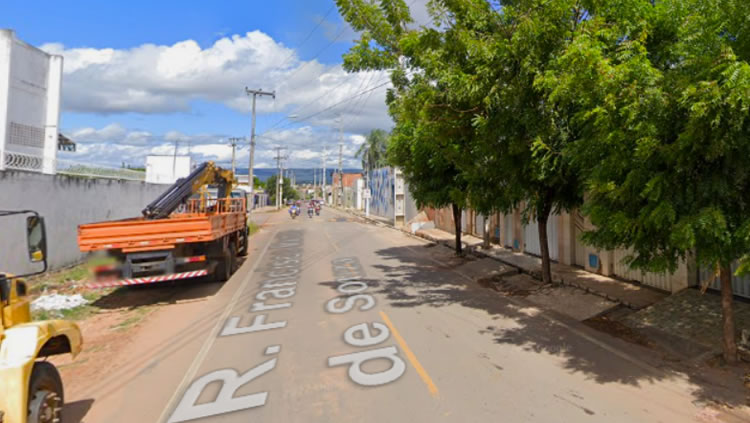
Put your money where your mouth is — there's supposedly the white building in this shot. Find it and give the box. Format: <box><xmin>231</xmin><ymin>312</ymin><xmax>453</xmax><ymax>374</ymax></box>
<box><xmin>0</xmin><ymin>30</ymin><xmax>63</xmax><ymax>174</ymax></box>
<box><xmin>145</xmin><ymin>155</ymin><xmax>193</xmax><ymax>184</ymax></box>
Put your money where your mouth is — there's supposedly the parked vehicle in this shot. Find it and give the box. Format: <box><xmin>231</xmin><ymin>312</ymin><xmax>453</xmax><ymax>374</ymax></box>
<box><xmin>0</xmin><ymin>210</ymin><xmax>83</xmax><ymax>423</ymax></box>
<box><xmin>77</xmin><ymin>162</ymin><xmax>248</xmax><ymax>288</ymax></box>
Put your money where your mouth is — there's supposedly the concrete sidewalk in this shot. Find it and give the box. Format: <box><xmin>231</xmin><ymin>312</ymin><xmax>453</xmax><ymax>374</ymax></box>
<box><xmin>415</xmin><ymin>227</ymin><xmax>667</xmax><ymax>310</ymax></box>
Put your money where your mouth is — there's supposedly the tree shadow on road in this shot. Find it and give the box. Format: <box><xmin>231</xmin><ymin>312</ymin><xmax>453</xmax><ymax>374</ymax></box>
<box><xmin>370</xmin><ymin>244</ymin><xmax>749</xmax><ymax>412</ymax></box>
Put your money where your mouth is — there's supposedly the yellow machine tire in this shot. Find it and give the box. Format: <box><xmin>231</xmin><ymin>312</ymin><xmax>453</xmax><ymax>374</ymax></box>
<box><xmin>27</xmin><ymin>362</ymin><xmax>64</xmax><ymax>423</ymax></box>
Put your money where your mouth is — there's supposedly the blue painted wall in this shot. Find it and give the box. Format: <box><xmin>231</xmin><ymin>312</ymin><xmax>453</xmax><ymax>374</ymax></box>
<box><xmin>367</xmin><ymin>167</ymin><xmax>394</xmax><ymax>219</ymax></box>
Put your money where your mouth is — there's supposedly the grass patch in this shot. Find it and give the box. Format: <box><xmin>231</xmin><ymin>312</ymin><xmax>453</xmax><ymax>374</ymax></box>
<box><xmin>30</xmin><ymin>255</ymin><xmax>117</xmax><ymax>294</ymax></box>
<box><xmin>31</xmin><ymin>304</ymin><xmax>97</xmax><ymax>321</ymax></box>
<box><xmin>248</xmin><ymin>221</ymin><xmax>261</xmax><ymax>236</ymax></box>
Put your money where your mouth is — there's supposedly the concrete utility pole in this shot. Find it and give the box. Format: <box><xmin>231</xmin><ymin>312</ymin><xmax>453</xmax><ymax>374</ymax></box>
<box><xmin>337</xmin><ymin>137</ymin><xmax>344</xmax><ymax>207</ymax></box>
<box><xmin>245</xmin><ymin>87</ymin><xmax>275</xmax><ymax>194</ymax></box>
<box><xmin>313</xmin><ymin>168</ymin><xmax>317</xmax><ymax>197</ymax></box>
<box><xmin>228</xmin><ymin>137</ymin><xmax>243</xmax><ymax>176</ymax></box>
<box><xmin>273</xmin><ymin>147</ymin><xmax>288</xmax><ymax>209</ymax></box>
<box><xmin>321</xmin><ymin>149</ymin><xmax>328</xmax><ymax>204</ymax></box>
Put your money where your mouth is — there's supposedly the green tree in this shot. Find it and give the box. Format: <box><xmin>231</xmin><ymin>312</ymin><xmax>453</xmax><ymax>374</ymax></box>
<box><xmin>545</xmin><ymin>0</ymin><xmax>750</xmax><ymax>363</ymax></box>
<box><xmin>266</xmin><ymin>174</ymin><xmax>299</xmax><ymax>205</ymax></box>
<box><xmin>253</xmin><ymin>176</ymin><xmax>265</xmax><ymax>189</ymax></box>
<box><xmin>356</xmin><ymin>129</ymin><xmax>389</xmax><ymax>171</ymax></box>
<box><xmin>406</xmin><ymin>0</ymin><xmax>587</xmax><ymax>283</ymax></box>
<box><xmin>337</xmin><ymin>0</ymin><xmax>476</xmax><ymax>254</ymax></box>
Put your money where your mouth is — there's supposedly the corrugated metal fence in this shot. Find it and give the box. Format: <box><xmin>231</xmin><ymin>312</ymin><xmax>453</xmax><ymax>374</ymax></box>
<box><xmin>523</xmin><ymin>215</ymin><xmax>558</xmax><ymax>261</ymax></box>
<box><xmin>699</xmin><ymin>262</ymin><xmax>750</xmax><ymax>299</ymax></box>
<box><xmin>612</xmin><ymin>249</ymin><xmax>672</xmax><ymax>292</ymax></box>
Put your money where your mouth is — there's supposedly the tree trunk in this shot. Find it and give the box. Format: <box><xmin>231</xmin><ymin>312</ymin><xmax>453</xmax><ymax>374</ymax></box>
<box><xmin>538</xmin><ymin>210</ymin><xmax>552</xmax><ymax>284</ymax></box>
<box><xmin>720</xmin><ymin>265</ymin><xmax>738</xmax><ymax>363</ymax></box>
<box><xmin>452</xmin><ymin>203</ymin><xmax>463</xmax><ymax>256</ymax></box>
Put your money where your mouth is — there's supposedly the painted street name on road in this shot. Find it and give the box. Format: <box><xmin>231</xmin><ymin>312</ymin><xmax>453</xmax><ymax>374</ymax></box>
<box><xmin>325</xmin><ymin>256</ymin><xmax>407</xmax><ymax>386</ymax></box>
<box><xmin>168</xmin><ymin>230</ymin><xmax>303</xmax><ymax>423</ymax></box>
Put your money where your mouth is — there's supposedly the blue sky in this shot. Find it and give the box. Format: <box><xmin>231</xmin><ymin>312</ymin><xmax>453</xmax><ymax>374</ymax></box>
<box><xmin>0</xmin><ymin>0</ymin><xmax>423</xmax><ymax>168</ymax></box>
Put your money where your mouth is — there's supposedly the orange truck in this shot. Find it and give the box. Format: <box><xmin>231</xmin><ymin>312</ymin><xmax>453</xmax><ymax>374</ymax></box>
<box><xmin>77</xmin><ymin>162</ymin><xmax>249</xmax><ymax>288</ymax></box>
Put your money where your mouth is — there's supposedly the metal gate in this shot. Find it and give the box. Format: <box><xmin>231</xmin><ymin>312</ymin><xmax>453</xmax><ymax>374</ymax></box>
<box><xmin>475</xmin><ymin>214</ymin><xmax>485</xmax><ymax>237</ymax></box>
<box><xmin>504</xmin><ymin>214</ymin><xmax>513</xmax><ymax>247</ymax></box>
<box><xmin>613</xmin><ymin>249</ymin><xmax>671</xmax><ymax>292</ymax></box>
<box><xmin>523</xmin><ymin>215</ymin><xmax>558</xmax><ymax>261</ymax></box>
<box><xmin>699</xmin><ymin>262</ymin><xmax>750</xmax><ymax>299</ymax></box>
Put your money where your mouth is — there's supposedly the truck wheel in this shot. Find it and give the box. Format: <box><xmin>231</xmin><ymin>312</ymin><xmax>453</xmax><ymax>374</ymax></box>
<box><xmin>238</xmin><ymin>229</ymin><xmax>249</xmax><ymax>256</ymax></box>
<box><xmin>28</xmin><ymin>362</ymin><xmax>63</xmax><ymax>423</ymax></box>
<box><xmin>228</xmin><ymin>242</ymin><xmax>238</xmax><ymax>274</ymax></box>
<box><xmin>214</xmin><ymin>242</ymin><xmax>236</xmax><ymax>282</ymax></box>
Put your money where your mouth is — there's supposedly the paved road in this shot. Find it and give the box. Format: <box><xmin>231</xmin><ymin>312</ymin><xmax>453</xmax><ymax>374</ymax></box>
<box><xmin>68</xmin><ymin>206</ymin><xmax>737</xmax><ymax>422</ymax></box>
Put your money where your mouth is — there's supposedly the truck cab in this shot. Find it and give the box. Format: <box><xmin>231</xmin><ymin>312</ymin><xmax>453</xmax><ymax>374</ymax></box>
<box><xmin>0</xmin><ymin>212</ymin><xmax>83</xmax><ymax>423</ymax></box>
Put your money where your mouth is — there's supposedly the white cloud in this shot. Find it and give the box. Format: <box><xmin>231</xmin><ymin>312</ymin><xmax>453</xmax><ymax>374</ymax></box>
<box><xmin>62</xmin><ymin>123</ymin><xmax>366</xmax><ymax>170</ymax></box>
<box><xmin>42</xmin><ymin>31</ymin><xmax>393</xmax><ymax>133</ymax></box>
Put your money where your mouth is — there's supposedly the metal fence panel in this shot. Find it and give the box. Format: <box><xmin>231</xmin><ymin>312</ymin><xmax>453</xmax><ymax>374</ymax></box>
<box><xmin>523</xmin><ymin>215</ymin><xmax>558</xmax><ymax>260</ymax></box>
<box><xmin>504</xmin><ymin>214</ymin><xmax>513</xmax><ymax>247</ymax></box>
<box><xmin>700</xmin><ymin>262</ymin><xmax>750</xmax><ymax>299</ymax></box>
<box><xmin>613</xmin><ymin>249</ymin><xmax>671</xmax><ymax>292</ymax></box>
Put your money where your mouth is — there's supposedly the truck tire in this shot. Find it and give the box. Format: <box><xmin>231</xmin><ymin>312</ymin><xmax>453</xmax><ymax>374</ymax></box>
<box><xmin>27</xmin><ymin>361</ymin><xmax>64</xmax><ymax>423</ymax></box>
<box><xmin>238</xmin><ymin>229</ymin><xmax>249</xmax><ymax>256</ymax></box>
<box><xmin>214</xmin><ymin>241</ymin><xmax>237</xmax><ymax>282</ymax></box>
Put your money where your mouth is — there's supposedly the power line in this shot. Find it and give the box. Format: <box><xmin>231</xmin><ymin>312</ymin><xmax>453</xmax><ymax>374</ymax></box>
<box><xmin>284</xmin><ymin>23</ymin><xmax>349</xmax><ymax>83</ymax></box>
<box><xmin>276</xmin><ymin>3</ymin><xmax>337</xmax><ymax>71</ymax></box>
<box><xmin>255</xmin><ymin>77</ymin><xmax>391</xmax><ymax>141</ymax></box>
<box><xmin>275</xmin><ymin>81</ymin><xmax>390</xmax><ymax>130</ymax></box>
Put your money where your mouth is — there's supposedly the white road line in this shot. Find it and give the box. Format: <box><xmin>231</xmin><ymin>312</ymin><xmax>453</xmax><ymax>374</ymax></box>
<box><xmin>157</xmin><ymin>230</ymin><xmax>277</xmax><ymax>423</ymax></box>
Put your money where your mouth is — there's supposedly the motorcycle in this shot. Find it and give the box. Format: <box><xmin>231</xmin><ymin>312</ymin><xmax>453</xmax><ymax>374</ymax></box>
<box><xmin>290</xmin><ymin>207</ymin><xmax>300</xmax><ymax>219</ymax></box>
<box><xmin>315</xmin><ymin>206</ymin><xmax>320</xmax><ymax>216</ymax></box>
<box><xmin>307</xmin><ymin>207</ymin><xmax>314</xmax><ymax>218</ymax></box>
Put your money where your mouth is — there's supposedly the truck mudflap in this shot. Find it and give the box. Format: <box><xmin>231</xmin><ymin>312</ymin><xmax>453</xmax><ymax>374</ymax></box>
<box><xmin>85</xmin><ymin>269</ymin><xmax>209</xmax><ymax>289</ymax></box>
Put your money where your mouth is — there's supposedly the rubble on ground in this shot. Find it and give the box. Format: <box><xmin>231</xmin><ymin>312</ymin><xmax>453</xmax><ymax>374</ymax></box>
<box><xmin>31</xmin><ymin>293</ymin><xmax>88</xmax><ymax>311</ymax></box>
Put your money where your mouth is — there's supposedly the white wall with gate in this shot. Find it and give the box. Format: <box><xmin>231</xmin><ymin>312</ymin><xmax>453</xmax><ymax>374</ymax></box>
<box><xmin>523</xmin><ymin>215</ymin><xmax>558</xmax><ymax>261</ymax></box>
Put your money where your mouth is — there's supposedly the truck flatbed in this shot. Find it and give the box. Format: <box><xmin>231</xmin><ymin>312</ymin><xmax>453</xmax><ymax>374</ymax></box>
<box><xmin>78</xmin><ymin>210</ymin><xmax>246</xmax><ymax>253</ymax></box>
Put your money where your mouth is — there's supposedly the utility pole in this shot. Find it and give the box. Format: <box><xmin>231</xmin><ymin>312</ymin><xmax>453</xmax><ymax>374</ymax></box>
<box><xmin>245</xmin><ymin>87</ymin><xmax>275</xmax><ymax>195</ymax></box>
<box><xmin>313</xmin><ymin>168</ymin><xmax>317</xmax><ymax>197</ymax></box>
<box><xmin>228</xmin><ymin>137</ymin><xmax>243</xmax><ymax>176</ymax></box>
<box><xmin>172</xmin><ymin>138</ymin><xmax>179</xmax><ymax>182</ymax></box>
<box><xmin>338</xmin><ymin>139</ymin><xmax>344</xmax><ymax>207</ymax></box>
<box><xmin>321</xmin><ymin>149</ymin><xmax>328</xmax><ymax>205</ymax></box>
<box><xmin>273</xmin><ymin>147</ymin><xmax>288</xmax><ymax>209</ymax></box>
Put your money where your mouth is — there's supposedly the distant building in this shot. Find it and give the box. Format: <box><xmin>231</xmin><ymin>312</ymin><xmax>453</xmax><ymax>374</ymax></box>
<box><xmin>332</xmin><ymin>172</ymin><xmax>363</xmax><ymax>188</ymax></box>
<box><xmin>145</xmin><ymin>155</ymin><xmax>193</xmax><ymax>184</ymax></box>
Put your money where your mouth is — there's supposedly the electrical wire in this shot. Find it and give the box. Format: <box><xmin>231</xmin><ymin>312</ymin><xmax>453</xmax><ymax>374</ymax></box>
<box><xmin>276</xmin><ymin>3</ymin><xmax>337</xmax><ymax>71</ymax></box>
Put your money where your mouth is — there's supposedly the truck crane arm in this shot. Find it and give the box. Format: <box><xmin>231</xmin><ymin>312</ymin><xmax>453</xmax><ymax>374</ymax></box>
<box><xmin>141</xmin><ymin>161</ymin><xmax>234</xmax><ymax>219</ymax></box>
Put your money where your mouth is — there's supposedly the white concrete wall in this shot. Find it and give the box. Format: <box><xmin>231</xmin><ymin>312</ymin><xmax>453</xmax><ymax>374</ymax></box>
<box><xmin>0</xmin><ymin>170</ymin><xmax>166</xmax><ymax>273</ymax></box>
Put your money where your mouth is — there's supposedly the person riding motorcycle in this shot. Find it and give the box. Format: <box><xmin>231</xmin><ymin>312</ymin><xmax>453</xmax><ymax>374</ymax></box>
<box><xmin>307</xmin><ymin>205</ymin><xmax>314</xmax><ymax>218</ymax></box>
<box><xmin>289</xmin><ymin>204</ymin><xmax>300</xmax><ymax>218</ymax></box>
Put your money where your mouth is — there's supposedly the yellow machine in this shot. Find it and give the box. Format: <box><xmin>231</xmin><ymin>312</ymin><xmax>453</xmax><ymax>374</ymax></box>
<box><xmin>0</xmin><ymin>211</ymin><xmax>83</xmax><ymax>423</ymax></box>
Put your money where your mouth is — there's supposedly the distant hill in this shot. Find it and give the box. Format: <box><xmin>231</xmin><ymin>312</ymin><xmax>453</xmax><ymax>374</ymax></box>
<box><xmin>236</xmin><ymin>168</ymin><xmax>362</xmax><ymax>184</ymax></box>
